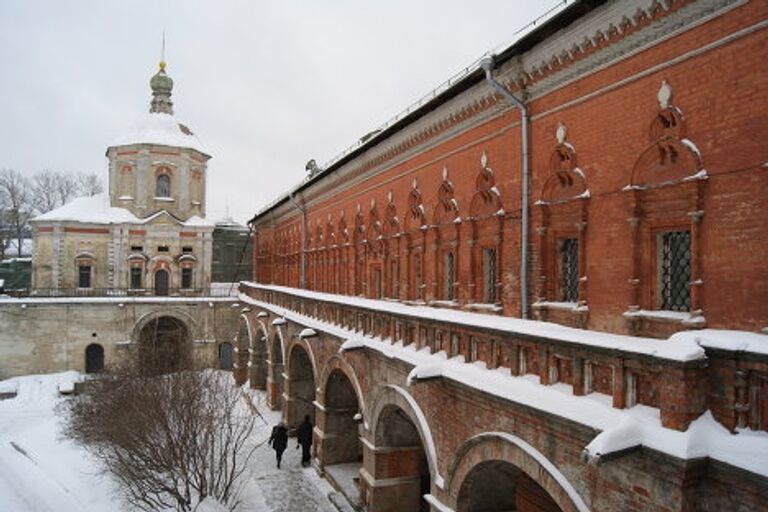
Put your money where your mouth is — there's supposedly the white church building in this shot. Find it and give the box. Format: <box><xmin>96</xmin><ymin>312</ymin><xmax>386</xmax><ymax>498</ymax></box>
<box><xmin>30</xmin><ymin>60</ymin><xmax>214</xmax><ymax>295</ymax></box>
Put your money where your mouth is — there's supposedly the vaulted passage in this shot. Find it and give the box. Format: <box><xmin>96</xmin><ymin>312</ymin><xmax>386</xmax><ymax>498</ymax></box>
<box><xmin>285</xmin><ymin>345</ymin><xmax>315</xmax><ymax>427</ymax></box>
<box><xmin>267</xmin><ymin>333</ymin><xmax>284</xmax><ymax>409</ymax></box>
<box><xmin>138</xmin><ymin>316</ymin><xmax>189</xmax><ymax>374</ymax></box>
<box><xmin>321</xmin><ymin>369</ymin><xmax>362</xmax><ymax>465</ymax></box>
<box><xmin>366</xmin><ymin>404</ymin><xmax>430</xmax><ymax>512</ymax></box>
<box><xmin>457</xmin><ymin>461</ymin><xmax>562</xmax><ymax>512</ymax></box>
<box><xmin>249</xmin><ymin>330</ymin><xmax>267</xmax><ymax>390</ymax></box>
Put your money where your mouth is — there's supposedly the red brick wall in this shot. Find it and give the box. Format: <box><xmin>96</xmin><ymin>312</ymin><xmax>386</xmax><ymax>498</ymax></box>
<box><xmin>253</xmin><ymin>1</ymin><xmax>768</xmax><ymax>336</ymax></box>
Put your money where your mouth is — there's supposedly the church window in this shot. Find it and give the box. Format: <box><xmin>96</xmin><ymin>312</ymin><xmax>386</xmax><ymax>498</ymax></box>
<box><xmin>130</xmin><ymin>245</ymin><xmax>143</xmax><ymax>252</ymax></box>
<box><xmin>130</xmin><ymin>267</ymin><xmax>143</xmax><ymax>289</ymax></box>
<box><xmin>181</xmin><ymin>268</ymin><xmax>193</xmax><ymax>289</ymax></box>
<box><xmin>414</xmin><ymin>252</ymin><xmax>423</xmax><ymax>300</ymax></box>
<box><xmin>559</xmin><ymin>238</ymin><xmax>579</xmax><ymax>303</ymax></box>
<box><xmin>658</xmin><ymin>230</ymin><xmax>691</xmax><ymax>311</ymax></box>
<box><xmin>78</xmin><ymin>265</ymin><xmax>92</xmax><ymax>289</ymax></box>
<box><xmin>483</xmin><ymin>248</ymin><xmax>497</xmax><ymax>304</ymax></box>
<box><xmin>156</xmin><ymin>173</ymin><xmax>171</xmax><ymax>197</ymax></box>
<box><xmin>182</xmin><ymin>246</ymin><xmax>193</xmax><ymax>254</ymax></box>
<box><xmin>158</xmin><ymin>245</ymin><xmax>169</xmax><ymax>253</ymax></box>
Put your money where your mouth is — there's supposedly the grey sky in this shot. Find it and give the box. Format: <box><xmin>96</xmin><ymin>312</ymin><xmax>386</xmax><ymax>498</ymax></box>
<box><xmin>0</xmin><ymin>1</ymin><xmax>562</xmax><ymax>223</ymax></box>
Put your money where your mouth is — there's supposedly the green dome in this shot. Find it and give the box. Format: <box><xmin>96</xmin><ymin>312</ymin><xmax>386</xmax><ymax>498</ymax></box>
<box><xmin>150</xmin><ymin>63</ymin><xmax>173</xmax><ymax>93</ymax></box>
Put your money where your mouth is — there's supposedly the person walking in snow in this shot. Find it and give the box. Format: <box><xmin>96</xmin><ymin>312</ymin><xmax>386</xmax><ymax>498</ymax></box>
<box><xmin>296</xmin><ymin>415</ymin><xmax>313</xmax><ymax>467</ymax></box>
<box><xmin>268</xmin><ymin>421</ymin><xmax>288</xmax><ymax>468</ymax></box>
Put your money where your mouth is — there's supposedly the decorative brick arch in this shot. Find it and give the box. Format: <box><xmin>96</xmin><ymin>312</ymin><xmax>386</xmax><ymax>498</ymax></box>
<box><xmin>285</xmin><ymin>335</ymin><xmax>320</xmax><ymax>383</ymax></box>
<box><xmin>284</xmin><ymin>336</ymin><xmax>319</xmax><ymax>427</ymax></box>
<box><xmin>367</xmin><ymin>384</ymin><xmax>444</xmax><ymax>489</ymax></box>
<box><xmin>317</xmin><ymin>354</ymin><xmax>366</xmax><ymax>421</ymax></box>
<box><xmin>233</xmin><ymin>314</ymin><xmax>253</xmax><ymax>385</ymax></box>
<box><xmin>534</xmin><ymin>123</ymin><xmax>590</xmax><ymax>327</ymax></box>
<box><xmin>446</xmin><ymin>432</ymin><xmax>588</xmax><ymax>512</ymax></box>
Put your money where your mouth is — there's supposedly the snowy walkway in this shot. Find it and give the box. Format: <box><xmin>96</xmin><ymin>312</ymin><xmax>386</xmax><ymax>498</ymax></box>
<box><xmin>0</xmin><ymin>372</ymin><xmax>343</xmax><ymax>512</ymax></box>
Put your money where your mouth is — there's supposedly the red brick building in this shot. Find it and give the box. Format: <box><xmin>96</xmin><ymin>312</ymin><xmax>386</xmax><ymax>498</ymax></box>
<box><xmin>243</xmin><ymin>1</ymin><xmax>768</xmax><ymax>510</ymax></box>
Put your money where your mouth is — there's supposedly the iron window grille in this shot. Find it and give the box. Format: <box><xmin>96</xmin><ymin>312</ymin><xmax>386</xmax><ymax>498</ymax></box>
<box><xmin>559</xmin><ymin>238</ymin><xmax>579</xmax><ymax>302</ymax></box>
<box><xmin>78</xmin><ymin>265</ymin><xmax>92</xmax><ymax>288</ymax></box>
<box><xmin>445</xmin><ymin>252</ymin><xmax>455</xmax><ymax>301</ymax></box>
<box><xmin>484</xmin><ymin>248</ymin><xmax>498</xmax><ymax>303</ymax></box>
<box><xmin>659</xmin><ymin>230</ymin><xmax>691</xmax><ymax>311</ymax></box>
<box><xmin>130</xmin><ymin>267</ymin><xmax>142</xmax><ymax>289</ymax></box>
<box><xmin>414</xmin><ymin>253</ymin><xmax>423</xmax><ymax>300</ymax></box>
<box><xmin>181</xmin><ymin>268</ymin><xmax>193</xmax><ymax>289</ymax></box>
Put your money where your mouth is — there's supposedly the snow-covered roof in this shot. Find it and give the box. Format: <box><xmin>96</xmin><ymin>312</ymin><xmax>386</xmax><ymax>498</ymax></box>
<box><xmin>109</xmin><ymin>112</ymin><xmax>209</xmax><ymax>156</ymax></box>
<box><xmin>30</xmin><ymin>193</ymin><xmax>213</xmax><ymax>228</ymax></box>
<box><xmin>31</xmin><ymin>193</ymin><xmax>140</xmax><ymax>224</ymax></box>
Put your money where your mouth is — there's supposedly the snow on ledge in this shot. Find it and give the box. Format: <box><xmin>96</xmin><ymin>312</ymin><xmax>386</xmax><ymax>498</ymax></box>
<box><xmin>272</xmin><ymin>317</ymin><xmax>287</xmax><ymax>326</ymax></box>
<box><xmin>299</xmin><ymin>328</ymin><xmax>317</xmax><ymax>338</ymax></box>
<box><xmin>241</xmin><ymin>282</ymin><xmax>705</xmax><ymax>362</ymax></box>
<box><xmin>670</xmin><ymin>329</ymin><xmax>768</xmax><ymax>357</ymax></box>
<box><xmin>623</xmin><ymin>309</ymin><xmax>706</xmax><ymax>326</ymax></box>
<box><xmin>239</xmin><ymin>291</ymin><xmax>768</xmax><ymax>477</ymax></box>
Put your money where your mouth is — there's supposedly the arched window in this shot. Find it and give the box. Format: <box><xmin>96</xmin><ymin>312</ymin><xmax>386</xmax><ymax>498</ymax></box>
<box><xmin>85</xmin><ymin>344</ymin><xmax>104</xmax><ymax>373</ymax></box>
<box><xmin>156</xmin><ymin>173</ymin><xmax>171</xmax><ymax>197</ymax></box>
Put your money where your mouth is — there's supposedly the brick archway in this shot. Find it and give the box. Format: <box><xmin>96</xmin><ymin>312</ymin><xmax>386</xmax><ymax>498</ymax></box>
<box><xmin>250</xmin><ymin>319</ymin><xmax>268</xmax><ymax>390</ymax></box>
<box><xmin>266</xmin><ymin>324</ymin><xmax>286</xmax><ymax>410</ymax></box>
<box><xmin>361</xmin><ymin>384</ymin><xmax>443</xmax><ymax>512</ymax></box>
<box><xmin>446</xmin><ymin>433</ymin><xmax>588</xmax><ymax>512</ymax></box>
<box><xmin>316</xmin><ymin>358</ymin><xmax>365</xmax><ymax>467</ymax></box>
<box><xmin>284</xmin><ymin>339</ymin><xmax>318</xmax><ymax>428</ymax></box>
<box><xmin>233</xmin><ymin>315</ymin><xmax>252</xmax><ymax>386</ymax></box>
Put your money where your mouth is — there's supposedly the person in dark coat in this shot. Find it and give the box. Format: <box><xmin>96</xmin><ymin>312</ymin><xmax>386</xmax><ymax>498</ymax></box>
<box><xmin>268</xmin><ymin>421</ymin><xmax>288</xmax><ymax>468</ymax></box>
<box><xmin>296</xmin><ymin>415</ymin><xmax>313</xmax><ymax>467</ymax></box>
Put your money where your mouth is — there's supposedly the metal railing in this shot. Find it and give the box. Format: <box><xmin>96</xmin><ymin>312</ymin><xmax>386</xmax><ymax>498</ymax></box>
<box><xmin>7</xmin><ymin>286</ymin><xmax>237</xmax><ymax>298</ymax></box>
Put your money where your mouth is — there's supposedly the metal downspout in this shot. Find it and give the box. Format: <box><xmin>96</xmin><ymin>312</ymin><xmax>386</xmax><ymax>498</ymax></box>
<box><xmin>288</xmin><ymin>192</ymin><xmax>307</xmax><ymax>289</ymax></box>
<box><xmin>480</xmin><ymin>56</ymin><xmax>530</xmax><ymax>319</ymax></box>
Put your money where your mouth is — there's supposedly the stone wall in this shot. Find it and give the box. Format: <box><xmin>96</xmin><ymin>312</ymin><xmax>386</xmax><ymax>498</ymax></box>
<box><xmin>0</xmin><ymin>297</ymin><xmax>239</xmax><ymax>379</ymax></box>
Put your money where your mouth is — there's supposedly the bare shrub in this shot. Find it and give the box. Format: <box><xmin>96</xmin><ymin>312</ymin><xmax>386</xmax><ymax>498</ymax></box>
<box><xmin>62</xmin><ymin>370</ymin><xmax>259</xmax><ymax>511</ymax></box>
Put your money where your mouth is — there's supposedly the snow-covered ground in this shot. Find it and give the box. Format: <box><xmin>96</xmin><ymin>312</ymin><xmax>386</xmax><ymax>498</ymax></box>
<box><xmin>0</xmin><ymin>372</ymin><xmax>342</xmax><ymax>512</ymax></box>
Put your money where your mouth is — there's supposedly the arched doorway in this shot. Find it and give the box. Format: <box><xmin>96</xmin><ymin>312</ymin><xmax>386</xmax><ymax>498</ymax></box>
<box><xmin>374</xmin><ymin>404</ymin><xmax>430</xmax><ymax>512</ymax></box>
<box><xmin>138</xmin><ymin>316</ymin><xmax>189</xmax><ymax>374</ymax></box>
<box><xmin>219</xmin><ymin>342</ymin><xmax>233</xmax><ymax>370</ymax></box>
<box><xmin>456</xmin><ymin>460</ymin><xmax>563</xmax><ymax>512</ymax></box>
<box><xmin>322</xmin><ymin>368</ymin><xmax>362</xmax><ymax>465</ymax></box>
<box><xmin>155</xmin><ymin>269</ymin><xmax>170</xmax><ymax>296</ymax></box>
<box><xmin>85</xmin><ymin>343</ymin><xmax>104</xmax><ymax>373</ymax></box>
<box><xmin>285</xmin><ymin>344</ymin><xmax>315</xmax><ymax>428</ymax></box>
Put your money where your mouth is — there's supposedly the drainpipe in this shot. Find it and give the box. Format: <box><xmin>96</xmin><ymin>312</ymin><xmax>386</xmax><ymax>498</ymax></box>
<box><xmin>288</xmin><ymin>191</ymin><xmax>307</xmax><ymax>289</ymax></box>
<box><xmin>480</xmin><ymin>55</ymin><xmax>530</xmax><ymax>319</ymax></box>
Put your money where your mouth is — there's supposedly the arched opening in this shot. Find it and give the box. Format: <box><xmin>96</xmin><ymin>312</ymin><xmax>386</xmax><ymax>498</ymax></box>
<box><xmin>374</xmin><ymin>404</ymin><xmax>430</xmax><ymax>512</ymax></box>
<box><xmin>267</xmin><ymin>333</ymin><xmax>284</xmax><ymax>410</ymax></box>
<box><xmin>250</xmin><ymin>329</ymin><xmax>268</xmax><ymax>390</ymax></box>
<box><xmin>85</xmin><ymin>343</ymin><xmax>104</xmax><ymax>373</ymax></box>
<box><xmin>155</xmin><ymin>269</ymin><xmax>170</xmax><ymax>296</ymax></box>
<box><xmin>323</xmin><ymin>369</ymin><xmax>362</xmax><ymax>465</ymax></box>
<box><xmin>218</xmin><ymin>342</ymin><xmax>233</xmax><ymax>370</ymax></box>
<box><xmin>456</xmin><ymin>460</ymin><xmax>563</xmax><ymax>512</ymax></box>
<box><xmin>138</xmin><ymin>316</ymin><xmax>189</xmax><ymax>374</ymax></box>
<box><xmin>156</xmin><ymin>173</ymin><xmax>171</xmax><ymax>197</ymax></box>
<box><xmin>286</xmin><ymin>344</ymin><xmax>315</xmax><ymax>428</ymax></box>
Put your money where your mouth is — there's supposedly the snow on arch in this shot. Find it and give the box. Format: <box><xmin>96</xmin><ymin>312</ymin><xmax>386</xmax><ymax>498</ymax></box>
<box><xmin>447</xmin><ymin>431</ymin><xmax>589</xmax><ymax>512</ymax></box>
<box><xmin>286</xmin><ymin>334</ymin><xmax>320</xmax><ymax>385</ymax></box>
<box><xmin>368</xmin><ymin>383</ymin><xmax>445</xmax><ymax>489</ymax></box>
<box><xmin>237</xmin><ymin>313</ymin><xmax>254</xmax><ymax>350</ymax></box>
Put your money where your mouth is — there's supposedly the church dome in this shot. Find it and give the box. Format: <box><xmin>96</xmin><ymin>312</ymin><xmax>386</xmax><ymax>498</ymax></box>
<box><xmin>150</xmin><ymin>62</ymin><xmax>174</xmax><ymax>93</ymax></box>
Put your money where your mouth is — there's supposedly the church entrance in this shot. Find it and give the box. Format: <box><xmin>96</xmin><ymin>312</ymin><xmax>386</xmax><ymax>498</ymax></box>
<box><xmin>155</xmin><ymin>269</ymin><xmax>170</xmax><ymax>296</ymax></box>
<box><xmin>85</xmin><ymin>343</ymin><xmax>104</xmax><ymax>373</ymax></box>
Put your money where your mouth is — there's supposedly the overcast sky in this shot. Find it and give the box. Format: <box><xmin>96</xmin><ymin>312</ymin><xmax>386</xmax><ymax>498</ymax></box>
<box><xmin>0</xmin><ymin>1</ymin><xmax>563</xmax><ymax>223</ymax></box>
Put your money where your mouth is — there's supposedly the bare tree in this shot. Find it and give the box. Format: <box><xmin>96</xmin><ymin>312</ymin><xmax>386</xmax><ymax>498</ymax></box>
<box><xmin>32</xmin><ymin>169</ymin><xmax>61</xmax><ymax>214</ymax></box>
<box><xmin>76</xmin><ymin>172</ymin><xmax>103</xmax><ymax>196</ymax></box>
<box><xmin>0</xmin><ymin>169</ymin><xmax>33</xmax><ymax>257</ymax></box>
<box><xmin>62</xmin><ymin>370</ymin><xmax>261</xmax><ymax>511</ymax></box>
<box><xmin>55</xmin><ymin>172</ymin><xmax>79</xmax><ymax>206</ymax></box>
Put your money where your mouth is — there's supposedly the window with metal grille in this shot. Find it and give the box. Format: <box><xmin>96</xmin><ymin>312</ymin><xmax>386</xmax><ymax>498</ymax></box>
<box><xmin>483</xmin><ymin>248</ymin><xmax>497</xmax><ymax>303</ymax></box>
<box><xmin>390</xmin><ymin>259</ymin><xmax>398</xmax><ymax>298</ymax></box>
<box><xmin>659</xmin><ymin>230</ymin><xmax>691</xmax><ymax>311</ymax></box>
<box><xmin>445</xmin><ymin>252</ymin><xmax>455</xmax><ymax>300</ymax></box>
<box><xmin>78</xmin><ymin>265</ymin><xmax>92</xmax><ymax>288</ymax></box>
<box><xmin>181</xmin><ymin>268</ymin><xmax>193</xmax><ymax>289</ymax></box>
<box><xmin>130</xmin><ymin>267</ymin><xmax>142</xmax><ymax>289</ymax></box>
<box><xmin>414</xmin><ymin>253</ymin><xmax>423</xmax><ymax>300</ymax></box>
<box><xmin>559</xmin><ymin>238</ymin><xmax>579</xmax><ymax>302</ymax></box>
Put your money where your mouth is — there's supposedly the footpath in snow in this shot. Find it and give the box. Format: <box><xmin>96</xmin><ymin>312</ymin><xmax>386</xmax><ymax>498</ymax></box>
<box><xmin>0</xmin><ymin>371</ymin><xmax>343</xmax><ymax>512</ymax></box>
